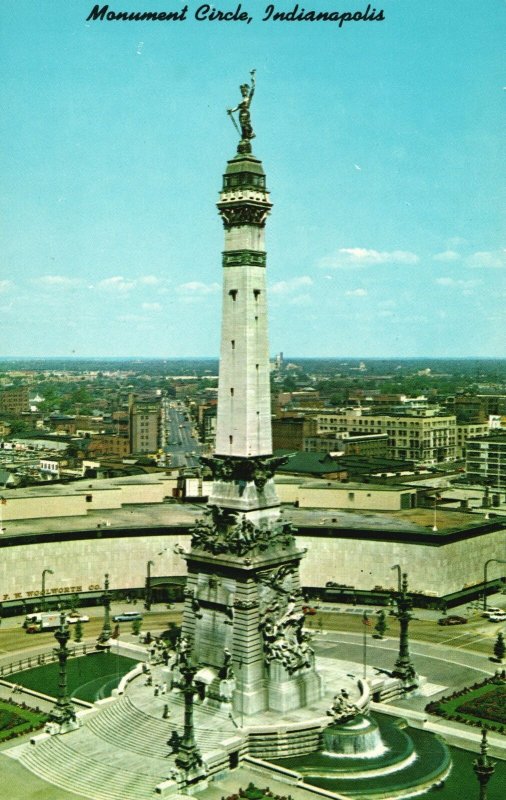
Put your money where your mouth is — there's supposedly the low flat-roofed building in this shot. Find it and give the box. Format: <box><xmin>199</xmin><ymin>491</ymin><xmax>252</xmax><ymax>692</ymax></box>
<box><xmin>296</xmin><ymin>480</ymin><xmax>417</xmax><ymax>511</ymax></box>
<box><xmin>304</xmin><ymin>431</ymin><xmax>388</xmax><ymax>458</ymax></box>
<box><xmin>0</xmin><ymin>490</ymin><xmax>503</xmax><ymax>608</ymax></box>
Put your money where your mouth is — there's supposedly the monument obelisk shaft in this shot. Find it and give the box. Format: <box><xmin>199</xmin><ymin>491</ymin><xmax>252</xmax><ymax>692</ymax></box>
<box><xmin>208</xmin><ymin>70</ymin><xmax>281</xmax><ymax>515</ymax></box>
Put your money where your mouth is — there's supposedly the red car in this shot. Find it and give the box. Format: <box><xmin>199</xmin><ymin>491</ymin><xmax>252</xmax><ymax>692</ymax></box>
<box><xmin>438</xmin><ymin>615</ymin><xmax>468</xmax><ymax>626</ymax></box>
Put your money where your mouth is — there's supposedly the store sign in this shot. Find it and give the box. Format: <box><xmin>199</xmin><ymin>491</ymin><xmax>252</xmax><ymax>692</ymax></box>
<box><xmin>1</xmin><ymin>584</ymin><xmax>105</xmax><ymax>601</ymax></box>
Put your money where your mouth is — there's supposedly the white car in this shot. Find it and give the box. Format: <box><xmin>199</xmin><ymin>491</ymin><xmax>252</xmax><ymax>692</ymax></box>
<box><xmin>66</xmin><ymin>613</ymin><xmax>90</xmax><ymax>624</ymax></box>
<box><xmin>488</xmin><ymin>613</ymin><xmax>506</xmax><ymax>623</ymax></box>
<box><xmin>483</xmin><ymin>607</ymin><xmax>504</xmax><ymax>618</ymax></box>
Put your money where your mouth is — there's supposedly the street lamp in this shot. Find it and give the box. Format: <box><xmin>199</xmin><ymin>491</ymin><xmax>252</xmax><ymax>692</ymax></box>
<box><xmin>390</xmin><ymin>565</ymin><xmax>418</xmax><ymax>691</ymax></box>
<box><xmin>145</xmin><ymin>560</ymin><xmax>155</xmax><ymax>611</ymax></box>
<box><xmin>41</xmin><ymin>568</ymin><xmax>54</xmax><ymax>612</ymax></box>
<box><xmin>483</xmin><ymin>558</ymin><xmax>506</xmax><ymax>611</ymax></box>
<box><xmin>391</xmin><ymin>564</ymin><xmax>401</xmax><ymax>593</ymax></box>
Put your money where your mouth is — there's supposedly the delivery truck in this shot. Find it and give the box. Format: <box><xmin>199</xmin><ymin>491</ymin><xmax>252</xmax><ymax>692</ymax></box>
<box><xmin>24</xmin><ymin>613</ymin><xmax>60</xmax><ymax>633</ymax></box>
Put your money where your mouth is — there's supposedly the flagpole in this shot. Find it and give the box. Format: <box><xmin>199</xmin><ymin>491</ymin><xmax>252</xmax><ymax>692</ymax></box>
<box><xmin>0</xmin><ymin>496</ymin><xmax>5</xmax><ymax>533</ymax></box>
<box><xmin>362</xmin><ymin>612</ymin><xmax>369</xmax><ymax>679</ymax></box>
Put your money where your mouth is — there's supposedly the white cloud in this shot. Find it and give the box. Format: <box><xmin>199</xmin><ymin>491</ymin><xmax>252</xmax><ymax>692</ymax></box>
<box><xmin>447</xmin><ymin>236</ymin><xmax>468</xmax><ymax>247</ymax></box>
<box><xmin>138</xmin><ymin>275</ymin><xmax>161</xmax><ymax>286</ymax></box>
<box><xmin>435</xmin><ymin>277</ymin><xmax>481</xmax><ymax>293</ymax></box>
<box><xmin>0</xmin><ymin>280</ymin><xmax>14</xmax><ymax>293</ymax></box>
<box><xmin>97</xmin><ymin>276</ymin><xmax>138</xmax><ymax>293</ymax></box>
<box><xmin>466</xmin><ymin>250</ymin><xmax>506</xmax><ymax>269</ymax></box>
<box><xmin>270</xmin><ymin>276</ymin><xmax>313</xmax><ymax>294</ymax></box>
<box><xmin>176</xmin><ymin>281</ymin><xmax>220</xmax><ymax>295</ymax></box>
<box><xmin>141</xmin><ymin>302</ymin><xmax>162</xmax><ymax>312</ymax></box>
<box><xmin>36</xmin><ymin>275</ymin><xmax>82</xmax><ymax>288</ymax></box>
<box><xmin>433</xmin><ymin>250</ymin><xmax>460</xmax><ymax>262</ymax></box>
<box><xmin>319</xmin><ymin>248</ymin><xmax>419</xmax><ymax>269</ymax></box>
<box><xmin>345</xmin><ymin>288</ymin><xmax>368</xmax><ymax>297</ymax></box>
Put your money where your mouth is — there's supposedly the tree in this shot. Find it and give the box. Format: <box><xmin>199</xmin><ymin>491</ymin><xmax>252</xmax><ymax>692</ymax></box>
<box><xmin>74</xmin><ymin>619</ymin><xmax>83</xmax><ymax>643</ymax></box>
<box><xmin>375</xmin><ymin>609</ymin><xmax>388</xmax><ymax>639</ymax></box>
<box><xmin>132</xmin><ymin>618</ymin><xmax>142</xmax><ymax>637</ymax></box>
<box><xmin>494</xmin><ymin>632</ymin><xmax>505</xmax><ymax>663</ymax></box>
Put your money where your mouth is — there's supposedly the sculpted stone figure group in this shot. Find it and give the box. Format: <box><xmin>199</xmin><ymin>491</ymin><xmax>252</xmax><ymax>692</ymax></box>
<box><xmin>259</xmin><ymin>594</ymin><xmax>314</xmax><ymax>675</ymax></box>
<box><xmin>190</xmin><ymin>506</ymin><xmax>294</xmax><ymax>557</ymax></box>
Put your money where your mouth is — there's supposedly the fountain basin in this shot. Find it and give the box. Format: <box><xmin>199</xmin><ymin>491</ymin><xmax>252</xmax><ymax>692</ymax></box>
<box><xmin>322</xmin><ymin>714</ymin><xmax>388</xmax><ymax>759</ymax></box>
<box><xmin>270</xmin><ymin>713</ymin><xmax>451</xmax><ymax>799</ymax></box>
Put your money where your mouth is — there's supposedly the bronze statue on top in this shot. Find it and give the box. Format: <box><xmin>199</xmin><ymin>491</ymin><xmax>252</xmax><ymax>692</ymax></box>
<box><xmin>228</xmin><ymin>70</ymin><xmax>256</xmax><ymax>152</ymax></box>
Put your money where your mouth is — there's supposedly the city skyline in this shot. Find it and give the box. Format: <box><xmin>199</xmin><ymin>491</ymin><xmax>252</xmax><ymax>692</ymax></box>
<box><xmin>1</xmin><ymin>1</ymin><xmax>504</xmax><ymax>358</ymax></box>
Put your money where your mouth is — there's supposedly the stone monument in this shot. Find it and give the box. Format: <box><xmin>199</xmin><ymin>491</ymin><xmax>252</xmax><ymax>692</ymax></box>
<box><xmin>176</xmin><ymin>73</ymin><xmax>323</xmax><ymax>715</ymax></box>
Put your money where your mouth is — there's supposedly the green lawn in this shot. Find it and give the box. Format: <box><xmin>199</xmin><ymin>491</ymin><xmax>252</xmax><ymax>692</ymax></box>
<box><xmin>9</xmin><ymin>652</ymin><xmax>138</xmax><ymax>703</ymax></box>
<box><xmin>0</xmin><ymin>700</ymin><xmax>48</xmax><ymax>742</ymax></box>
<box><xmin>436</xmin><ymin>683</ymin><xmax>506</xmax><ymax>731</ymax></box>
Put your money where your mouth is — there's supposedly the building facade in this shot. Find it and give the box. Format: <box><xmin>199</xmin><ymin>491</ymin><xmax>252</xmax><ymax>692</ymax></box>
<box><xmin>316</xmin><ymin>408</ymin><xmax>456</xmax><ymax>464</ymax></box>
<box><xmin>128</xmin><ymin>393</ymin><xmax>162</xmax><ymax>454</ymax></box>
<box><xmin>466</xmin><ymin>432</ymin><xmax>506</xmax><ymax>490</ymax></box>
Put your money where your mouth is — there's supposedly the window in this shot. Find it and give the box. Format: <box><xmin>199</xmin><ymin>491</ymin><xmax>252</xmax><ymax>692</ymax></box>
<box><xmin>229</xmin><ymin>289</ymin><xmax>238</xmax><ymax>301</ymax></box>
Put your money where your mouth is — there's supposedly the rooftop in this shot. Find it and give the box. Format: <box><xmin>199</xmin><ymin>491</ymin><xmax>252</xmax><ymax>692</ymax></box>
<box><xmin>0</xmin><ymin>496</ymin><xmax>500</xmax><ymax>545</ymax></box>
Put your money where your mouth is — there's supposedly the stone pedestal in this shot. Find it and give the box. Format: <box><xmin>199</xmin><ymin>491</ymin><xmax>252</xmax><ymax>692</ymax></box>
<box><xmin>267</xmin><ymin>661</ymin><xmax>323</xmax><ymax>713</ymax></box>
<box><xmin>178</xmin><ymin>509</ymin><xmax>323</xmax><ymax>717</ymax></box>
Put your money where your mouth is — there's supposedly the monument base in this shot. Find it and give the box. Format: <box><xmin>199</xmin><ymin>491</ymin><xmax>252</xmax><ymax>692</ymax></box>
<box><xmin>267</xmin><ymin>661</ymin><xmax>324</xmax><ymax>713</ymax></box>
<box><xmin>208</xmin><ymin>477</ymin><xmax>280</xmax><ymax>514</ymax></box>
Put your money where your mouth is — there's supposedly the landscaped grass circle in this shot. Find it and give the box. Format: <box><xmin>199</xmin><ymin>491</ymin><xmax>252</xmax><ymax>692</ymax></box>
<box><xmin>437</xmin><ymin>683</ymin><xmax>506</xmax><ymax>731</ymax></box>
<box><xmin>0</xmin><ymin>701</ymin><xmax>48</xmax><ymax>742</ymax></box>
<box><xmin>9</xmin><ymin>652</ymin><xmax>139</xmax><ymax>703</ymax></box>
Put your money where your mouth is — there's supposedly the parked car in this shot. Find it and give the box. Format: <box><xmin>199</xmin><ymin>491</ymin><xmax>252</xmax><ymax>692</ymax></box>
<box><xmin>66</xmin><ymin>613</ymin><xmax>90</xmax><ymax>624</ymax></box>
<box><xmin>488</xmin><ymin>613</ymin><xmax>506</xmax><ymax>623</ymax></box>
<box><xmin>112</xmin><ymin>611</ymin><xmax>143</xmax><ymax>623</ymax></box>
<box><xmin>438</xmin><ymin>615</ymin><xmax>468</xmax><ymax>626</ymax></box>
<box><xmin>483</xmin><ymin>607</ymin><xmax>504</xmax><ymax>618</ymax></box>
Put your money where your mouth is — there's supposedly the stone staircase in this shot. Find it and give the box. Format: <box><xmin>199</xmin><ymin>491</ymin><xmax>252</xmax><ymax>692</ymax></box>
<box><xmin>9</xmin><ymin>734</ymin><xmax>167</xmax><ymax>800</ymax></box>
<box><xmin>6</xmin><ymin>691</ymin><xmax>244</xmax><ymax>800</ymax></box>
<box><xmin>86</xmin><ymin>696</ymin><xmax>173</xmax><ymax>759</ymax></box>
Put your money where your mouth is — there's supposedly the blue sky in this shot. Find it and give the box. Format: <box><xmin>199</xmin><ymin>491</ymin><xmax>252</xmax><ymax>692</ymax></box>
<box><xmin>1</xmin><ymin>1</ymin><xmax>504</xmax><ymax>358</ymax></box>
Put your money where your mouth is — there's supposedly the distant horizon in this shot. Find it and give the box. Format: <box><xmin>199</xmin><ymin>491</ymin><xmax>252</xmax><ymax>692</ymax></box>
<box><xmin>1</xmin><ymin>355</ymin><xmax>505</xmax><ymax>364</ymax></box>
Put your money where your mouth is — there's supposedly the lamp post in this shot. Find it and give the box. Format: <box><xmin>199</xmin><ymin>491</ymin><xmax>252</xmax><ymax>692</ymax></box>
<box><xmin>175</xmin><ymin>660</ymin><xmax>204</xmax><ymax>776</ymax></box>
<box><xmin>390</xmin><ymin>567</ymin><xmax>418</xmax><ymax>691</ymax></box>
<box><xmin>432</xmin><ymin>493</ymin><xmax>439</xmax><ymax>532</ymax></box>
<box><xmin>97</xmin><ymin>573</ymin><xmax>112</xmax><ymax>646</ymax></box>
<box><xmin>145</xmin><ymin>559</ymin><xmax>154</xmax><ymax>611</ymax></box>
<box><xmin>483</xmin><ymin>559</ymin><xmax>506</xmax><ymax>612</ymax></box>
<box><xmin>391</xmin><ymin>564</ymin><xmax>401</xmax><ymax>594</ymax></box>
<box><xmin>41</xmin><ymin>568</ymin><xmax>54</xmax><ymax>612</ymax></box>
<box><xmin>473</xmin><ymin>729</ymin><xmax>495</xmax><ymax>800</ymax></box>
<box><xmin>49</xmin><ymin>611</ymin><xmax>77</xmax><ymax>731</ymax></box>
